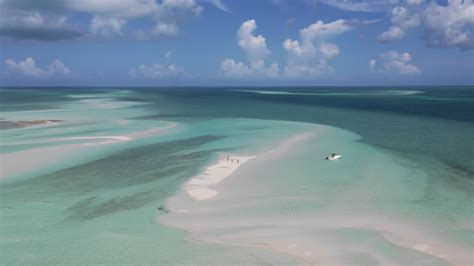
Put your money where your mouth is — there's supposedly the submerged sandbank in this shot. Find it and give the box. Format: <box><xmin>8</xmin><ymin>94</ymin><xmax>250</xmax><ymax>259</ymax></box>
<box><xmin>15</xmin><ymin>119</ymin><xmax>63</xmax><ymax>126</ymax></box>
<box><xmin>0</xmin><ymin>119</ymin><xmax>63</xmax><ymax>130</ymax></box>
<box><xmin>157</xmin><ymin>123</ymin><xmax>473</xmax><ymax>265</ymax></box>
<box><xmin>0</xmin><ymin>122</ymin><xmax>178</xmax><ymax>183</ymax></box>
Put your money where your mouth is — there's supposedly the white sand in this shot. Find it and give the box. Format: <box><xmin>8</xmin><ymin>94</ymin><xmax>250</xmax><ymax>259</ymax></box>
<box><xmin>184</xmin><ymin>156</ymin><xmax>256</xmax><ymax>200</ymax></box>
<box><xmin>157</xmin><ymin>128</ymin><xmax>473</xmax><ymax>265</ymax></box>
<box><xmin>68</xmin><ymin>136</ymin><xmax>132</xmax><ymax>145</ymax></box>
<box><xmin>67</xmin><ymin>136</ymin><xmax>132</xmax><ymax>141</ymax></box>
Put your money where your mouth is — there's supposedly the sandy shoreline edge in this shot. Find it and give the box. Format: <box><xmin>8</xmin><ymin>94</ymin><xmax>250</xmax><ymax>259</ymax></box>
<box><xmin>157</xmin><ymin>127</ymin><xmax>472</xmax><ymax>265</ymax></box>
<box><xmin>184</xmin><ymin>155</ymin><xmax>256</xmax><ymax>200</ymax></box>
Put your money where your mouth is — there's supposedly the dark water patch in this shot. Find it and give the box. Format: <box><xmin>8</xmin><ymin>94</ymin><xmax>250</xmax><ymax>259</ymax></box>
<box><xmin>0</xmin><ymin>135</ymin><xmax>223</xmax><ymax>207</ymax></box>
<box><xmin>0</xmin><ymin>88</ymin><xmax>79</xmax><ymax>111</ymax></box>
<box><xmin>66</xmin><ymin>191</ymin><xmax>156</xmax><ymax>221</ymax></box>
<box><xmin>235</xmin><ymin>87</ymin><xmax>474</xmax><ymax>123</ymax></box>
<box><xmin>0</xmin><ymin>121</ymin><xmax>23</xmax><ymax>130</ymax></box>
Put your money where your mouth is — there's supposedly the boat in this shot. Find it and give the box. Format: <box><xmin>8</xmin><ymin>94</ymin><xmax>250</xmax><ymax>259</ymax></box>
<box><xmin>325</xmin><ymin>153</ymin><xmax>342</xmax><ymax>160</ymax></box>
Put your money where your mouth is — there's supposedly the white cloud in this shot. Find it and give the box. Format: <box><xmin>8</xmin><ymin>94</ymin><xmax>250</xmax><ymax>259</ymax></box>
<box><xmin>369</xmin><ymin>59</ymin><xmax>376</xmax><ymax>70</ymax></box>
<box><xmin>89</xmin><ymin>15</ymin><xmax>127</xmax><ymax>38</ymax></box>
<box><xmin>220</xmin><ymin>19</ymin><xmax>278</xmax><ymax>79</ymax></box>
<box><xmin>282</xmin><ymin>19</ymin><xmax>350</xmax><ymax>78</ymax></box>
<box><xmin>282</xmin><ymin>19</ymin><xmax>350</xmax><ymax>59</ymax></box>
<box><xmin>283</xmin><ymin>60</ymin><xmax>333</xmax><ymax>78</ymax></box>
<box><xmin>220</xmin><ymin>59</ymin><xmax>279</xmax><ymax>78</ymax></box>
<box><xmin>208</xmin><ymin>0</ymin><xmax>230</xmax><ymax>12</ymax></box>
<box><xmin>378</xmin><ymin>0</ymin><xmax>474</xmax><ymax>49</ymax></box>
<box><xmin>150</xmin><ymin>0</ymin><xmax>203</xmax><ymax>38</ymax></box>
<box><xmin>422</xmin><ymin>0</ymin><xmax>474</xmax><ymax>49</ymax></box>
<box><xmin>47</xmin><ymin>59</ymin><xmax>72</xmax><ymax>76</ymax></box>
<box><xmin>159</xmin><ymin>0</ymin><xmax>203</xmax><ymax>16</ymax></box>
<box><xmin>369</xmin><ymin>50</ymin><xmax>421</xmax><ymax>75</ymax></box>
<box><xmin>220</xmin><ymin>59</ymin><xmax>250</xmax><ymax>77</ymax></box>
<box><xmin>406</xmin><ymin>0</ymin><xmax>423</xmax><ymax>6</ymax></box>
<box><xmin>317</xmin><ymin>0</ymin><xmax>396</xmax><ymax>12</ymax></box>
<box><xmin>390</xmin><ymin>6</ymin><xmax>420</xmax><ymax>28</ymax></box>
<box><xmin>5</xmin><ymin>57</ymin><xmax>71</xmax><ymax>79</ymax></box>
<box><xmin>282</xmin><ymin>39</ymin><xmax>303</xmax><ymax>56</ymax></box>
<box><xmin>378</xmin><ymin>26</ymin><xmax>405</xmax><ymax>42</ymax></box>
<box><xmin>70</xmin><ymin>0</ymin><xmax>158</xmax><ymax>18</ymax></box>
<box><xmin>300</xmin><ymin>19</ymin><xmax>351</xmax><ymax>41</ymax></box>
<box><xmin>153</xmin><ymin>22</ymin><xmax>178</xmax><ymax>36</ymax></box>
<box><xmin>319</xmin><ymin>42</ymin><xmax>340</xmax><ymax>58</ymax></box>
<box><xmin>237</xmin><ymin>19</ymin><xmax>270</xmax><ymax>61</ymax></box>
<box><xmin>130</xmin><ymin>52</ymin><xmax>186</xmax><ymax>79</ymax></box>
<box><xmin>378</xmin><ymin>6</ymin><xmax>419</xmax><ymax>42</ymax></box>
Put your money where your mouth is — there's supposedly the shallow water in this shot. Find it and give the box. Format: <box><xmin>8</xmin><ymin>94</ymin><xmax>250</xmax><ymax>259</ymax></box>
<box><xmin>0</xmin><ymin>87</ymin><xmax>473</xmax><ymax>264</ymax></box>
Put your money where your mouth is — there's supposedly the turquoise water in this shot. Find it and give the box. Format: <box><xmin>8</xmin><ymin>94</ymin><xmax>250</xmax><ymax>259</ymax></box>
<box><xmin>0</xmin><ymin>87</ymin><xmax>473</xmax><ymax>264</ymax></box>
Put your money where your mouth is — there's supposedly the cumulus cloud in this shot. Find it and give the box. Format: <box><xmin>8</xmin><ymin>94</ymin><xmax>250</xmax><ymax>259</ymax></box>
<box><xmin>378</xmin><ymin>6</ymin><xmax>420</xmax><ymax>42</ymax></box>
<box><xmin>283</xmin><ymin>60</ymin><xmax>334</xmax><ymax>78</ymax></box>
<box><xmin>149</xmin><ymin>0</ymin><xmax>204</xmax><ymax>38</ymax></box>
<box><xmin>220</xmin><ymin>59</ymin><xmax>279</xmax><ymax>78</ymax></box>
<box><xmin>237</xmin><ymin>19</ymin><xmax>270</xmax><ymax>61</ymax></box>
<box><xmin>422</xmin><ymin>0</ymin><xmax>474</xmax><ymax>49</ymax></box>
<box><xmin>390</xmin><ymin>6</ymin><xmax>421</xmax><ymax>28</ymax></box>
<box><xmin>89</xmin><ymin>15</ymin><xmax>127</xmax><ymax>38</ymax></box>
<box><xmin>153</xmin><ymin>22</ymin><xmax>179</xmax><ymax>37</ymax></box>
<box><xmin>319</xmin><ymin>42</ymin><xmax>340</xmax><ymax>58</ymax></box>
<box><xmin>130</xmin><ymin>52</ymin><xmax>186</xmax><ymax>79</ymax></box>
<box><xmin>378</xmin><ymin>0</ymin><xmax>474</xmax><ymax>49</ymax></box>
<box><xmin>378</xmin><ymin>26</ymin><xmax>405</xmax><ymax>42</ymax></box>
<box><xmin>282</xmin><ymin>19</ymin><xmax>351</xmax><ymax>78</ymax></box>
<box><xmin>369</xmin><ymin>50</ymin><xmax>421</xmax><ymax>75</ymax></box>
<box><xmin>130</xmin><ymin>64</ymin><xmax>186</xmax><ymax>79</ymax></box>
<box><xmin>5</xmin><ymin>57</ymin><xmax>71</xmax><ymax>78</ymax></box>
<box><xmin>220</xmin><ymin>19</ymin><xmax>279</xmax><ymax>79</ymax></box>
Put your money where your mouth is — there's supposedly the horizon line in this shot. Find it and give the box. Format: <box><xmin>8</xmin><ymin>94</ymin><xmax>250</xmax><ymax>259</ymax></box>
<box><xmin>1</xmin><ymin>85</ymin><xmax>473</xmax><ymax>88</ymax></box>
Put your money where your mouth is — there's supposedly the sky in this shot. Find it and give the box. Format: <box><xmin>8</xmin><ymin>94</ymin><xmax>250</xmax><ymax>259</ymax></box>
<box><xmin>0</xmin><ymin>0</ymin><xmax>473</xmax><ymax>86</ymax></box>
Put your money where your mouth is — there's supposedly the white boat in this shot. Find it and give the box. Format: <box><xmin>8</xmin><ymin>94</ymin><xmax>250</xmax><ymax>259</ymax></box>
<box><xmin>325</xmin><ymin>153</ymin><xmax>342</xmax><ymax>160</ymax></box>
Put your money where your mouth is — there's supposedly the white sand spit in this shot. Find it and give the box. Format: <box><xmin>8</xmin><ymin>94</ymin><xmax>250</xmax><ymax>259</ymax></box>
<box><xmin>184</xmin><ymin>156</ymin><xmax>256</xmax><ymax>200</ymax></box>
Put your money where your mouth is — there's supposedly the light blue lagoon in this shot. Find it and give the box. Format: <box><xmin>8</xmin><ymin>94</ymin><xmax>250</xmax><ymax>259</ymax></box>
<box><xmin>0</xmin><ymin>87</ymin><xmax>473</xmax><ymax>265</ymax></box>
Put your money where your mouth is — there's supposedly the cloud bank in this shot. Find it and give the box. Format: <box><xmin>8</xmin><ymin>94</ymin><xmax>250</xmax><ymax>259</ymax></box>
<box><xmin>378</xmin><ymin>0</ymin><xmax>474</xmax><ymax>50</ymax></box>
<box><xmin>369</xmin><ymin>50</ymin><xmax>421</xmax><ymax>75</ymax></box>
<box><xmin>0</xmin><ymin>0</ymin><xmax>209</xmax><ymax>41</ymax></box>
<box><xmin>5</xmin><ymin>57</ymin><xmax>72</xmax><ymax>79</ymax></box>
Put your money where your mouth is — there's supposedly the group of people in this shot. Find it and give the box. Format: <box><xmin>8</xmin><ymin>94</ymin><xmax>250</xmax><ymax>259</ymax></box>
<box><xmin>226</xmin><ymin>155</ymin><xmax>239</xmax><ymax>164</ymax></box>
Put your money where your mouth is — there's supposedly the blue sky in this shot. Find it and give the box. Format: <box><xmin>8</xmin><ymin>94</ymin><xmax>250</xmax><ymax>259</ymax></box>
<box><xmin>0</xmin><ymin>0</ymin><xmax>473</xmax><ymax>86</ymax></box>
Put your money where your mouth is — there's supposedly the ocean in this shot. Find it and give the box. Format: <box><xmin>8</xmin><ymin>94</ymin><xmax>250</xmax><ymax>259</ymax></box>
<box><xmin>0</xmin><ymin>87</ymin><xmax>473</xmax><ymax>265</ymax></box>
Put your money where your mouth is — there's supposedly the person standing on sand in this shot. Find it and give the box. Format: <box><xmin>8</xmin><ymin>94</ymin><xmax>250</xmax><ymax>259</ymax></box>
<box><xmin>227</xmin><ymin>155</ymin><xmax>230</xmax><ymax>161</ymax></box>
